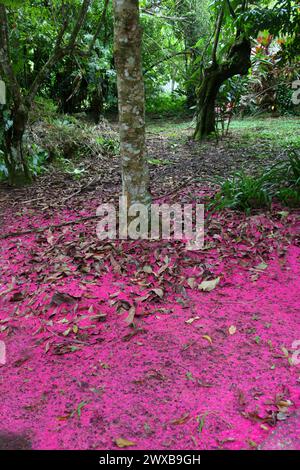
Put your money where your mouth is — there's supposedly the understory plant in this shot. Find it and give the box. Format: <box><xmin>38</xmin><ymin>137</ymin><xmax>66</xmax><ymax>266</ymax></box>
<box><xmin>212</xmin><ymin>149</ymin><xmax>300</xmax><ymax>212</ymax></box>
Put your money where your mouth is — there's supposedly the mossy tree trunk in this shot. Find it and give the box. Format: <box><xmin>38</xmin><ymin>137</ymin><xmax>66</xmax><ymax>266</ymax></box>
<box><xmin>113</xmin><ymin>0</ymin><xmax>151</xmax><ymax>208</ymax></box>
<box><xmin>194</xmin><ymin>36</ymin><xmax>252</xmax><ymax>141</ymax></box>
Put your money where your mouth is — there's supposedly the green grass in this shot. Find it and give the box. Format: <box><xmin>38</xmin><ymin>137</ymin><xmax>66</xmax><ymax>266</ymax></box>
<box><xmin>229</xmin><ymin>117</ymin><xmax>300</xmax><ymax>150</ymax></box>
<box><xmin>147</xmin><ymin>116</ymin><xmax>300</xmax><ymax>149</ymax></box>
<box><xmin>146</xmin><ymin>119</ymin><xmax>193</xmax><ymax>136</ymax></box>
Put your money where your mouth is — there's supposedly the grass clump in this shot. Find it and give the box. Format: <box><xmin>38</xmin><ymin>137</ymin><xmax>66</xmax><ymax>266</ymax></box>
<box><xmin>212</xmin><ymin>149</ymin><xmax>300</xmax><ymax>212</ymax></box>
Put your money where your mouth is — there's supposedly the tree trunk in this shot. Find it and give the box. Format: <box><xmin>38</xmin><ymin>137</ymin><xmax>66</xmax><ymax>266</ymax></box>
<box><xmin>113</xmin><ymin>0</ymin><xmax>151</xmax><ymax>208</ymax></box>
<box><xmin>3</xmin><ymin>103</ymin><xmax>30</xmax><ymax>185</ymax></box>
<box><xmin>90</xmin><ymin>83</ymin><xmax>104</xmax><ymax>124</ymax></box>
<box><xmin>194</xmin><ymin>36</ymin><xmax>251</xmax><ymax>140</ymax></box>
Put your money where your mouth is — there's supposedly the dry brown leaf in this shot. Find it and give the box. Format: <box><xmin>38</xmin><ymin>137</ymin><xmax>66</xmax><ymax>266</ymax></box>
<box><xmin>170</xmin><ymin>413</ymin><xmax>190</xmax><ymax>425</ymax></box>
<box><xmin>114</xmin><ymin>438</ymin><xmax>136</xmax><ymax>448</ymax></box>
<box><xmin>50</xmin><ymin>292</ymin><xmax>80</xmax><ymax>306</ymax></box>
<box><xmin>151</xmin><ymin>288</ymin><xmax>164</xmax><ymax>298</ymax></box>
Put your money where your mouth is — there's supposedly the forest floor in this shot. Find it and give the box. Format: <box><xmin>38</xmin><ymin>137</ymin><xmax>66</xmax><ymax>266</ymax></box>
<box><xmin>0</xmin><ymin>117</ymin><xmax>299</xmax><ymax>450</ymax></box>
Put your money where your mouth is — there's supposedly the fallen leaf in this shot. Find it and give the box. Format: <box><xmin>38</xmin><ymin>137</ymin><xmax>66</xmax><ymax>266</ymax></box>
<box><xmin>254</xmin><ymin>262</ymin><xmax>268</xmax><ymax>271</ymax></box>
<box><xmin>143</xmin><ymin>265</ymin><xmax>153</xmax><ymax>274</ymax></box>
<box><xmin>151</xmin><ymin>288</ymin><xmax>164</xmax><ymax>298</ymax></box>
<box><xmin>242</xmin><ymin>410</ymin><xmax>276</xmax><ymax>426</ymax></box>
<box><xmin>50</xmin><ymin>292</ymin><xmax>80</xmax><ymax>306</ymax></box>
<box><xmin>281</xmin><ymin>346</ymin><xmax>289</xmax><ymax>358</ymax></box>
<box><xmin>229</xmin><ymin>325</ymin><xmax>237</xmax><ymax>335</ymax></box>
<box><xmin>125</xmin><ymin>306</ymin><xmax>136</xmax><ymax>324</ymax></box>
<box><xmin>10</xmin><ymin>292</ymin><xmax>24</xmax><ymax>302</ymax></box>
<box><xmin>187</xmin><ymin>278</ymin><xmax>196</xmax><ymax>289</ymax></box>
<box><xmin>170</xmin><ymin>413</ymin><xmax>190</xmax><ymax>425</ymax></box>
<box><xmin>114</xmin><ymin>438</ymin><xmax>136</xmax><ymax>448</ymax></box>
<box><xmin>246</xmin><ymin>439</ymin><xmax>258</xmax><ymax>448</ymax></box>
<box><xmin>198</xmin><ymin>277</ymin><xmax>220</xmax><ymax>292</ymax></box>
<box><xmin>185</xmin><ymin>316</ymin><xmax>200</xmax><ymax>325</ymax></box>
<box><xmin>237</xmin><ymin>389</ymin><xmax>246</xmax><ymax>406</ymax></box>
<box><xmin>260</xmin><ymin>424</ymin><xmax>269</xmax><ymax>431</ymax></box>
<box><xmin>52</xmin><ymin>343</ymin><xmax>80</xmax><ymax>355</ymax></box>
<box><xmin>202</xmin><ymin>335</ymin><xmax>212</xmax><ymax>344</ymax></box>
<box><xmin>13</xmin><ymin>356</ymin><xmax>30</xmax><ymax>367</ymax></box>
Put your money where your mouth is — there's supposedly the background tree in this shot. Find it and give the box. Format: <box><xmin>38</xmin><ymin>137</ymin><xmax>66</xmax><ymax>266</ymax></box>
<box><xmin>193</xmin><ymin>0</ymin><xmax>299</xmax><ymax>140</ymax></box>
<box><xmin>0</xmin><ymin>0</ymin><xmax>106</xmax><ymax>185</ymax></box>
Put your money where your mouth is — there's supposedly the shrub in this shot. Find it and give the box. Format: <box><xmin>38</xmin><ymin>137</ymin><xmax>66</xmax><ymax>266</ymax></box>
<box><xmin>211</xmin><ymin>150</ymin><xmax>300</xmax><ymax>211</ymax></box>
<box><xmin>146</xmin><ymin>93</ymin><xmax>186</xmax><ymax>116</ymax></box>
<box><xmin>211</xmin><ymin>172</ymin><xmax>275</xmax><ymax>212</ymax></box>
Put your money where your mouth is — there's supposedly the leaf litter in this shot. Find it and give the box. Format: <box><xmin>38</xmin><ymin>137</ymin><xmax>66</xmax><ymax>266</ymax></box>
<box><xmin>0</xmin><ymin>184</ymin><xmax>299</xmax><ymax>450</ymax></box>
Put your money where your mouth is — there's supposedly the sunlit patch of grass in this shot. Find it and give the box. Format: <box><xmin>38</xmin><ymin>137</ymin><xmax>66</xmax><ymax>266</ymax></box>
<box><xmin>147</xmin><ymin>117</ymin><xmax>300</xmax><ymax>150</ymax></box>
<box><xmin>229</xmin><ymin>117</ymin><xmax>300</xmax><ymax>149</ymax></box>
<box><xmin>147</xmin><ymin>119</ymin><xmax>194</xmax><ymax>136</ymax></box>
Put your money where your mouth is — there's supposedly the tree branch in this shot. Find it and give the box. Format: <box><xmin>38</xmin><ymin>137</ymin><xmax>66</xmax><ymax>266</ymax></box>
<box><xmin>27</xmin><ymin>0</ymin><xmax>91</xmax><ymax>104</ymax></box>
<box><xmin>88</xmin><ymin>0</ymin><xmax>109</xmax><ymax>54</ymax></box>
<box><xmin>144</xmin><ymin>50</ymin><xmax>192</xmax><ymax>74</ymax></box>
<box><xmin>67</xmin><ymin>0</ymin><xmax>91</xmax><ymax>51</ymax></box>
<box><xmin>141</xmin><ymin>9</ymin><xmax>189</xmax><ymax>22</ymax></box>
<box><xmin>226</xmin><ymin>0</ymin><xmax>237</xmax><ymax>19</ymax></box>
<box><xmin>212</xmin><ymin>4</ymin><xmax>225</xmax><ymax>65</ymax></box>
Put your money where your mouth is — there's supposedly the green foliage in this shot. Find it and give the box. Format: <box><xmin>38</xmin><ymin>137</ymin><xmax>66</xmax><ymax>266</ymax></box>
<box><xmin>276</xmin><ymin>85</ymin><xmax>294</xmax><ymax>114</ymax></box>
<box><xmin>212</xmin><ymin>171</ymin><xmax>274</xmax><ymax>212</ymax></box>
<box><xmin>146</xmin><ymin>93</ymin><xmax>186</xmax><ymax>116</ymax></box>
<box><xmin>0</xmin><ymin>110</ymin><xmax>119</xmax><ymax>182</ymax></box>
<box><xmin>27</xmin><ymin>143</ymin><xmax>48</xmax><ymax>177</ymax></box>
<box><xmin>238</xmin><ymin>1</ymin><xmax>299</xmax><ymax>36</ymax></box>
<box><xmin>1</xmin><ymin>0</ymin><xmax>299</xmax><ymax>183</ymax></box>
<box><xmin>95</xmin><ymin>136</ymin><xmax>119</xmax><ymax>154</ymax></box>
<box><xmin>277</xmin><ymin>187</ymin><xmax>300</xmax><ymax>207</ymax></box>
<box><xmin>212</xmin><ymin>149</ymin><xmax>300</xmax><ymax>211</ymax></box>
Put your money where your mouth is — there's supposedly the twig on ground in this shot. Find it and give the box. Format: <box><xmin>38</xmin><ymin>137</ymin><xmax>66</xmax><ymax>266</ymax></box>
<box><xmin>0</xmin><ymin>215</ymin><xmax>99</xmax><ymax>239</ymax></box>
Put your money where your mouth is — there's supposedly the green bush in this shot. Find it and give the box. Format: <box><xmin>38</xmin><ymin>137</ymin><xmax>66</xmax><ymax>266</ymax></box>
<box><xmin>146</xmin><ymin>93</ymin><xmax>186</xmax><ymax>116</ymax></box>
<box><xmin>212</xmin><ymin>150</ymin><xmax>300</xmax><ymax>211</ymax></box>
<box><xmin>27</xmin><ymin>143</ymin><xmax>48</xmax><ymax>177</ymax></box>
<box><xmin>276</xmin><ymin>84</ymin><xmax>295</xmax><ymax>115</ymax></box>
<box><xmin>0</xmin><ymin>110</ymin><xmax>119</xmax><ymax>182</ymax></box>
<box><xmin>277</xmin><ymin>187</ymin><xmax>300</xmax><ymax>207</ymax></box>
<box><xmin>211</xmin><ymin>172</ymin><xmax>274</xmax><ymax>212</ymax></box>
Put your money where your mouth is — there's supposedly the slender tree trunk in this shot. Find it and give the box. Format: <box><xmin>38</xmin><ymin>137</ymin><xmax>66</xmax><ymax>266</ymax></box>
<box><xmin>113</xmin><ymin>0</ymin><xmax>151</xmax><ymax>208</ymax></box>
<box><xmin>194</xmin><ymin>36</ymin><xmax>251</xmax><ymax>140</ymax></box>
<box><xmin>4</xmin><ymin>102</ymin><xmax>30</xmax><ymax>185</ymax></box>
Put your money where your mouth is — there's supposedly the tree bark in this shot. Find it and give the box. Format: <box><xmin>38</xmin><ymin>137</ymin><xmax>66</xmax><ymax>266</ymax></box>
<box><xmin>113</xmin><ymin>0</ymin><xmax>151</xmax><ymax>208</ymax></box>
<box><xmin>3</xmin><ymin>103</ymin><xmax>30</xmax><ymax>185</ymax></box>
<box><xmin>194</xmin><ymin>36</ymin><xmax>251</xmax><ymax>140</ymax></box>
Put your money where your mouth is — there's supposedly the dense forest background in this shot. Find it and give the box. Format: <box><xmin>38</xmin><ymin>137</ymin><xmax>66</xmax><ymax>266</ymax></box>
<box><xmin>0</xmin><ymin>0</ymin><xmax>299</xmax><ymax>186</ymax></box>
